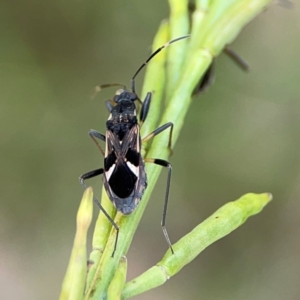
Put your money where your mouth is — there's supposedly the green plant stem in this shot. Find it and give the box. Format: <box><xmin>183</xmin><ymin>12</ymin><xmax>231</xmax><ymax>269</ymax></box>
<box><xmin>122</xmin><ymin>193</ymin><xmax>272</xmax><ymax>298</ymax></box>
<box><xmin>107</xmin><ymin>257</ymin><xmax>127</xmax><ymax>300</ymax></box>
<box><xmin>166</xmin><ymin>0</ymin><xmax>189</xmax><ymax>100</ymax></box>
<box><xmin>140</xmin><ymin>21</ymin><xmax>170</xmax><ymax>148</ymax></box>
<box><xmin>85</xmin><ymin>191</ymin><xmax>116</xmax><ymax>295</ymax></box>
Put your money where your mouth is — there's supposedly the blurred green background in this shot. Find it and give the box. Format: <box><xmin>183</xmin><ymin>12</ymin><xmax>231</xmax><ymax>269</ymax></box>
<box><xmin>1</xmin><ymin>1</ymin><xmax>300</xmax><ymax>299</ymax></box>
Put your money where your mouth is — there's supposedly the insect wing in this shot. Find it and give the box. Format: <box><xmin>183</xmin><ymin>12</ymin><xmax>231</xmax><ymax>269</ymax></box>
<box><xmin>103</xmin><ymin>126</ymin><xmax>147</xmax><ymax>214</ymax></box>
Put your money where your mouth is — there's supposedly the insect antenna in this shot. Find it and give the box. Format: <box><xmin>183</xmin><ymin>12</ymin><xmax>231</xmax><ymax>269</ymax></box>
<box><xmin>90</xmin><ymin>83</ymin><xmax>127</xmax><ymax>99</ymax></box>
<box><xmin>130</xmin><ymin>35</ymin><xmax>190</xmax><ymax>93</ymax></box>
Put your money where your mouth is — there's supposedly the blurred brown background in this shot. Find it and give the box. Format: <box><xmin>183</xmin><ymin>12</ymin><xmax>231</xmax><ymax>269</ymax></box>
<box><xmin>1</xmin><ymin>1</ymin><xmax>300</xmax><ymax>299</ymax></box>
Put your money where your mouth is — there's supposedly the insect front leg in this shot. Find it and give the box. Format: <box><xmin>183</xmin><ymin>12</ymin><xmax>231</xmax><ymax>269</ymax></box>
<box><xmin>89</xmin><ymin>129</ymin><xmax>106</xmax><ymax>156</ymax></box>
<box><xmin>79</xmin><ymin>168</ymin><xmax>119</xmax><ymax>257</ymax></box>
<box><xmin>142</xmin><ymin>122</ymin><xmax>174</xmax><ymax>155</ymax></box>
<box><xmin>144</xmin><ymin>158</ymin><xmax>174</xmax><ymax>254</ymax></box>
<box><xmin>139</xmin><ymin>92</ymin><xmax>152</xmax><ymax>127</ymax></box>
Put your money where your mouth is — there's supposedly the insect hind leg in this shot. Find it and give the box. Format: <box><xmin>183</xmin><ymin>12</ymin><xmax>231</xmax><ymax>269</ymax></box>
<box><xmin>144</xmin><ymin>158</ymin><xmax>174</xmax><ymax>254</ymax></box>
<box><xmin>79</xmin><ymin>168</ymin><xmax>119</xmax><ymax>257</ymax></box>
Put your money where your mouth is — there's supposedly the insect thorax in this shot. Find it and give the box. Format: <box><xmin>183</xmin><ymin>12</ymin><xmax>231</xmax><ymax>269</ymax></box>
<box><xmin>106</xmin><ymin>99</ymin><xmax>138</xmax><ymax>140</ymax></box>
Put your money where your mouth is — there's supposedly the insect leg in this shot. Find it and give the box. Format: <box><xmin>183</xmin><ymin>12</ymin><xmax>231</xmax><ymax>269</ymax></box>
<box><xmin>89</xmin><ymin>129</ymin><xmax>106</xmax><ymax>156</ymax></box>
<box><xmin>139</xmin><ymin>92</ymin><xmax>152</xmax><ymax>127</ymax></box>
<box><xmin>142</xmin><ymin>122</ymin><xmax>174</xmax><ymax>154</ymax></box>
<box><xmin>224</xmin><ymin>47</ymin><xmax>250</xmax><ymax>71</ymax></box>
<box><xmin>79</xmin><ymin>168</ymin><xmax>119</xmax><ymax>257</ymax></box>
<box><xmin>144</xmin><ymin>158</ymin><xmax>174</xmax><ymax>254</ymax></box>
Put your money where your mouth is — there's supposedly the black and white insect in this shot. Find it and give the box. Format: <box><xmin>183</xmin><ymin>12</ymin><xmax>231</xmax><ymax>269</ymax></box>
<box><xmin>80</xmin><ymin>35</ymin><xmax>190</xmax><ymax>256</ymax></box>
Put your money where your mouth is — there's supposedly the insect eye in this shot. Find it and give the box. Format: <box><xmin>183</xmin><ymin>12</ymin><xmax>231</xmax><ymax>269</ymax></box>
<box><xmin>129</xmin><ymin>93</ymin><xmax>137</xmax><ymax>101</ymax></box>
<box><xmin>113</xmin><ymin>95</ymin><xmax>120</xmax><ymax>103</ymax></box>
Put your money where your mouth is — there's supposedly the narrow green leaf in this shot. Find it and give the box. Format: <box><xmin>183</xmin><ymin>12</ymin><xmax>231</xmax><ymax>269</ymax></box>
<box><xmin>201</xmin><ymin>0</ymin><xmax>272</xmax><ymax>55</ymax></box>
<box><xmin>60</xmin><ymin>187</ymin><xmax>93</xmax><ymax>300</ymax></box>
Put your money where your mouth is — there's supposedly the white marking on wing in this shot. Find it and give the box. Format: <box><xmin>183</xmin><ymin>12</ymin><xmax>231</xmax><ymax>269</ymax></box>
<box><xmin>105</xmin><ymin>164</ymin><xmax>116</xmax><ymax>181</ymax></box>
<box><xmin>127</xmin><ymin>161</ymin><xmax>139</xmax><ymax>177</ymax></box>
